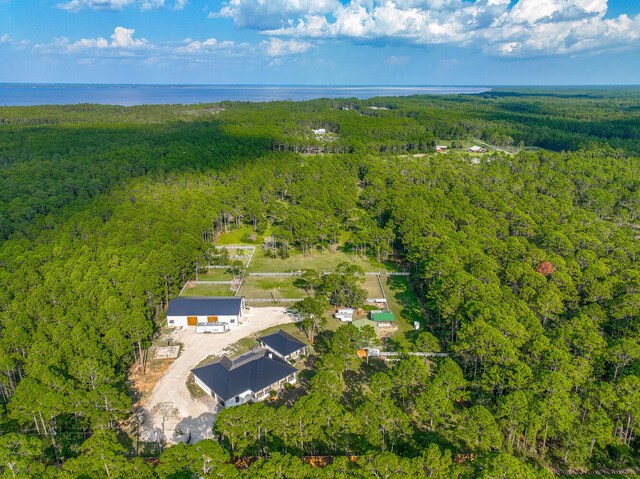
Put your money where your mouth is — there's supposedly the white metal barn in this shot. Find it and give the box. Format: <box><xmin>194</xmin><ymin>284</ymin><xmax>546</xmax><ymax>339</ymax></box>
<box><xmin>166</xmin><ymin>296</ymin><xmax>245</xmax><ymax>332</ymax></box>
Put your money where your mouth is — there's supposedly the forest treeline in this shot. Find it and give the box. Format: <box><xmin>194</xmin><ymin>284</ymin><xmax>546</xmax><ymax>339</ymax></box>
<box><xmin>2</xmin><ymin>87</ymin><xmax>640</xmax><ymax>241</ymax></box>
<box><xmin>0</xmin><ymin>90</ymin><xmax>639</xmax><ymax>477</ymax></box>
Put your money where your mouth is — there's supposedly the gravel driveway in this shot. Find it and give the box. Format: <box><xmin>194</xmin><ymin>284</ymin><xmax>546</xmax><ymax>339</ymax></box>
<box><xmin>139</xmin><ymin>307</ymin><xmax>293</xmax><ymax>444</ymax></box>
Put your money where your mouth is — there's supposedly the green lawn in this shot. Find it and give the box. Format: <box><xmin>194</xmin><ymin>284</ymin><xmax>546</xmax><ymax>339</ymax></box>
<box><xmin>239</xmin><ymin>276</ymin><xmax>307</xmax><ymax>300</ymax></box>
<box><xmin>196</xmin><ymin>269</ymin><xmax>234</xmax><ymax>281</ymax></box>
<box><xmin>384</xmin><ymin>276</ymin><xmax>424</xmax><ymax>350</ymax></box>
<box><xmin>247</xmin><ymin>246</ymin><xmax>393</xmax><ymax>273</ymax></box>
<box><xmin>215</xmin><ymin>226</ymin><xmax>262</xmax><ymax>245</ymax></box>
<box><xmin>181</xmin><ymin>283</ymin><xmax>235</xmax><ymax>296</ymax></box>
<box><xmin>362</xmin><ymin>274</ymin><xmax>385</xmax><ymax>299</ymax></box>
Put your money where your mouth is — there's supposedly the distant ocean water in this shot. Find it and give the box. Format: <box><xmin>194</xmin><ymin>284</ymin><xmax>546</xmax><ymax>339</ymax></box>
<box><xmin>0</xmin><ymin>84</ymin><xmax>490</xmax><ymax>106</ymax></box>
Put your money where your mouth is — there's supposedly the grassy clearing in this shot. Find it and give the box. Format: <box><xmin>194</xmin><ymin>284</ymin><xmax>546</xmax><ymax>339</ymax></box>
<box><xmin>248</xmin><ymin>246</ymin><xmax>392</xmax><ymax>273</ymax></box>
<box><xmin>181</xmin><ymin>283</ymin><xmax>235</xmax><ymax>296</ymax></box>
<box><xmin>239</xmin><ymin>276</ymin><xmax>307</xmax><ymax>300</ymax></box>
<box><xmin>215</xmin><ymin>226</ymin><xmax>262</xmax><ymax>245</ymax></box>
<box><xmin>362</xmin><ymin>274</ymin><xmax>385</xmax><ymax>299</ymax></box>
<box><xmin>385</xmin><ymin>276</ymin><xmax>424</xmax><ymax>349</ymax></box>
<box><xmin>196</xmin><ymin>269</ymin><xmax>234</xmax><ymax>281</ymax></box>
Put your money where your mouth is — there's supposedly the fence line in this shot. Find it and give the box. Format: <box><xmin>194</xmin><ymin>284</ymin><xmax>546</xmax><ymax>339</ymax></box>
<box><xmin>246</xmin><ymin>298</ymin><xmax>304</xmax><ymax>303</ymax></box>
<box><xmin>375</xmin><ymin>273</ymin><xmax>387</xmax><ymax>302</ymax></box>
<box><xmin>247</xmin><ymin>272</ymin><xmax>302</xmax><ymax>276</ymax></box>
<box><xmin>189</xmin><ymin>281</ymin><xmax>234</xmax><ymax>285</ymax></box>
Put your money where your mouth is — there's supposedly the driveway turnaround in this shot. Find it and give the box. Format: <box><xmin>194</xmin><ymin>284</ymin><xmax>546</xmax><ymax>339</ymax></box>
<box><xmin>139</xmin><ymin>307</ymin><xmax>293</xmax><ymax>444</ymax></box>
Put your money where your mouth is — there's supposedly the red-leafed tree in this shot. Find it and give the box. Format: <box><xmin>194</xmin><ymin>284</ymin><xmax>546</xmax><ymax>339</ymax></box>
<box><xmin>535</xmin><ymin>261</ymin><xmax>555</xmax><ymax>277</ymax></box>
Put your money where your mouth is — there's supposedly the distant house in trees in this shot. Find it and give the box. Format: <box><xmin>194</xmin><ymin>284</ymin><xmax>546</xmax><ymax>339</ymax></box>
<box><xmin>259</xmin><ymin>330</ymin><xmax>308</xmax><ymax>361</ymax></box>
<box><xmin>313</xmin><ymin>128</ymin><xmax>326</xmax><ymax>135</ymax></box>
<box><xmin>191</xmin><ymin>349</ymin><xmax>297</xmax><ymax>407</ymax></box>
<box><xmin>370</xmin><ymin>310</ymin><xmax>396</xmax><ymax>328</ymax></box>
<box><xmin>468</xmin><ymin>145</ymin><xmax>487</xmax><ymax>153</ymax></box>
<box><xmin>166</xmin><ymin>297</ymin><xmax>245</xmax><ymax>332</ymax></box>
<box><xmin>335</xmin><ymin>308</ymin><xmax>355</xmax><ymax>322</ymax></box>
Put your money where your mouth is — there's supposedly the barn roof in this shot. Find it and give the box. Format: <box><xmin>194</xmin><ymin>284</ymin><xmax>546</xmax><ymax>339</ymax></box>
<box><xmin>259</xmin><ymin>330</ymin><xmax>307</xmax><ymax>357</ymax></box>
<box><xmin>370</xmin><ymin>310</ymin><xmax>395</xmax><ymax>322</ymax></box>
<box><xmin>192</xmin><ymin>349</ymin><xmax>297</xmax><ymax>402</ymax></box>
<box><xmin>166</xmin><ymin>297</ymin><xmax>243</xmax><ymax>317</ymax></box>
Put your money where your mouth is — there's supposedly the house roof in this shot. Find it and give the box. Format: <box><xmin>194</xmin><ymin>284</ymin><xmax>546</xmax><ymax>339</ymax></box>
<box><xmin>192</xmin><ymin>349</ymin><xmax>297</xmax><ymax>402</ymax></box>
<box><xmin>259</xmin><ymin>330</ymin><xmax>307</xmax><ymax>357</ymax></box>
<box><xmin>370</xmin><ymin>310</ymin><xmax>396</xmax><ymax>322</ymax></box>
<box><xmin>166</xmin><ymin>297</ymin><xmax>243</xmax><ymax>317</ymax></box>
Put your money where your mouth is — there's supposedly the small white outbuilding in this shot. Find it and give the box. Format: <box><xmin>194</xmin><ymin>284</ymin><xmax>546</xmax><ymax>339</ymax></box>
<box><xmin>335</xmin><ymin>308</ymin><xmax>355</xmax><ymax>322</ymax></box>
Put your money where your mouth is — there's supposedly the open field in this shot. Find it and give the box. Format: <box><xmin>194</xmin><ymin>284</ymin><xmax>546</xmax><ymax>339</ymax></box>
<box><xmin>196</xmin><ymin>269</ymin><xmax>234</xmax><ymax>281</ymax></box>
<box><xmin>215</xmin><ymin>226</ymin><xmax>263</xmax><ymax>245</ymax></box>
<box><xmin>384</xmin><ymin>275</ymin><xmax>424</xmax><ymax>349</ymax></box>
<box><xmin>248</xmin><ymin>246</ymin><xmax>393</xmax><ymax>273</ymax></box>
<box><xmin>362</xmin><ymin>274</ymin><xmax>385</xmax><ymax>299</ymax></box>
<box><xmin>181</xmin><ymin>283</ymin><xmax>235</xmax><ymax>296</ymax></box>
<box><xmin>239</xmin><ymin>276</ymin><xmax>307</xmax><ymax>300</ymax></box>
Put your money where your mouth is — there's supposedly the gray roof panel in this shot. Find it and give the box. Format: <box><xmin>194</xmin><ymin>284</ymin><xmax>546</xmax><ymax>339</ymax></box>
<box><xmin>192</xmin><ymin>349</ymin><xmax>297</xmax><ymax>402</ymax></box>
<box><xmin>166</xmin><ymin>297</ymin><xmax>243</xmax><ymax>317</ymax></box>
<box><xmin>259</xmin><ymin>330</ymin><xmax>307</xmax><ymax>357</ymax></box>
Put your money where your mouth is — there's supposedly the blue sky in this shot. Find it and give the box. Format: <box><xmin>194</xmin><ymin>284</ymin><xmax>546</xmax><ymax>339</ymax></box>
<box><xmin>0</xmin><ymin>0</ymin><xmax>639</xmax><ymax>85</ymax></box>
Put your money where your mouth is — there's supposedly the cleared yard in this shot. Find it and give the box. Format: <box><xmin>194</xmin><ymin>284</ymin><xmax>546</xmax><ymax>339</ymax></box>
<box><xmin>239</xmin><ymin>276</ymin><xmax>307</xmax><ymax>300</ymax></box>
<box><xmin>196</xmin><ymin>269</ymin><xmax>234</xmax><ymax>281</ymax></box>
<box><xmin>248</xmin><ymin>247</ymin><xmax>392</xmax><ymax>273</ymax></box>
<box><xmin>215</xmin><ymin>226</ymin><xmax>262</xmax><ymax>245</ymax></box>
<box><xmin>181</xmin><ymin>283</ymin><xmax>235</xmax><ymax>296</ymax></box>
<box><xmin>362</xmin><ymin>274</ymin><xmax>385</xmax><ymax>299</ymax></box>
<box><xmin>385</xmin><ymin>275</ymin><xmax>424</xmax><ymax>349</ymax></box>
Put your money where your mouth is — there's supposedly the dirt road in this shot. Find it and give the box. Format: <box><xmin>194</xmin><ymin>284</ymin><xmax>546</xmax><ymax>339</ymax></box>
<box><xmin>139</xmin><ymin>307</ymin><xmax>293</xmax><ymax>444</ymax></box>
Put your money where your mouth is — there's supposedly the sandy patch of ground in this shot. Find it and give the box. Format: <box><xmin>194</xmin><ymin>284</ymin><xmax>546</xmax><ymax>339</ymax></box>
<box><xmin>154</xmin><ymin>346</ymin><xmax>180</xmax><ymax>359</ymax></box>
<box><xmin>138</xmin><ymin>307</ymin><xmax>293</xmax><ymax>445</ymax></box>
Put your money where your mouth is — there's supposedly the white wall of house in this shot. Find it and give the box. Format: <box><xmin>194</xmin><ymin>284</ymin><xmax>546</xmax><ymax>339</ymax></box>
<box><xmin>224</xmin><ymin>389</ymin><xmax>255</xmax><ymax>407</ymax></box>
<box><xmin>167</xmin><ymin>314</ymin><xmax>240</xmax><ymax>329</ymax></box>
<box><xmin>194</xmin><ymin>376</ymin><xmax>212</xmax><ymax>396</ymax></box>
<box><xmin>194</xmin><ymin>372</ymin><xmax>298</xmax><ymax>408</ymax></box>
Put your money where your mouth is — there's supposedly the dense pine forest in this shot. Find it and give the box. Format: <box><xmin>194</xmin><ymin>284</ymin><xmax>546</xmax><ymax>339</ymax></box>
<box><xmin>0</xmin><ymin>88</ymin><xmax>639</xmax><ymax>478</ymax></box>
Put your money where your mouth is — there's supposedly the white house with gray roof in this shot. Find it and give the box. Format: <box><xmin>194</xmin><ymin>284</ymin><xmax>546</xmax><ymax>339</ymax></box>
<box><xmin>191</xmin><ymin>349</ymin><xmax>297</xmax><ymax>407</ymax></box>
<box><xmin>166</xmin><ymin>296</ymin><xmax>245</xmax><ymax>332</ymax></box>
<box><xmin>258</xmin><ymin>330</ymin><xmax>308</xmax><ymax>361</ymax></box>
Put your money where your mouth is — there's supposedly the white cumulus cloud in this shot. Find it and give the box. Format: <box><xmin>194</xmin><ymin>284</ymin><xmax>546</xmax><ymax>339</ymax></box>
<box><xmin>260</xmin><ymin>37</ymin><xmax>313</xmax><ymax>57</ymax></box>
<box><xmin>211</xmin><ymin>0</ymin><xmax>339</xmax><ymax>29</ymax></box>
<box><xmin>214</xmin><ymin>0</ymin><xmax>640</xmax><ymax>57</ymax></box>
<box><xmin>57</xmin><ymin>0</ymin><xmax>166</xmax><ymax>11</ymax></box>
<box><xmin>35</xmin><ymin>27</ymin><xmax>150</xmax><ymax>55</ymax></box>
<box><xmin>110</xmin><ymin>27</ymin><xmax>148</xmax><ymax>48</ymax></box>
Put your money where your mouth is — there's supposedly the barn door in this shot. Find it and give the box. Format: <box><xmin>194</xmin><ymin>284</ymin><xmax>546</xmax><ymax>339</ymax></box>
<box><xmin>187</xmin><ymin>316</ymin><xmax>197</xmax><ymax>326</ymax></box>
<box><xmin>207</xmin><ymin>316</ymin><xmax>218</xmax><ymax>323</ymax></box>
